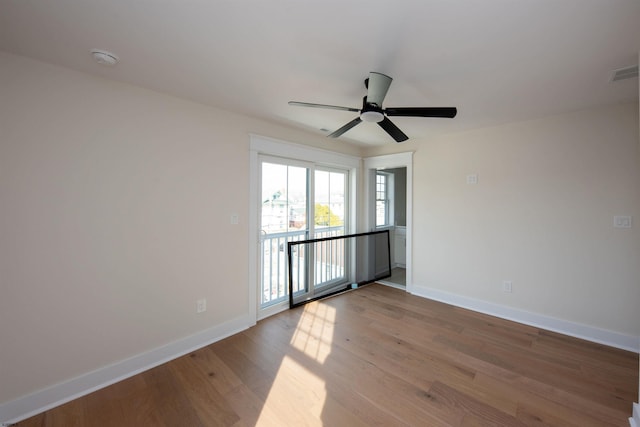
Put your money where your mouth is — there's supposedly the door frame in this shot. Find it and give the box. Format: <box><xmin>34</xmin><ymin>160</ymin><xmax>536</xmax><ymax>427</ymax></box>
<box><xmin>249</xmin><ymin>134</ymin><xmax>360</xmax><ymax>322</ymax></box>
<box><xmin>363</xmin><ymin>152</ymin><xmax>413</xmax><ymax>293</ymax></box>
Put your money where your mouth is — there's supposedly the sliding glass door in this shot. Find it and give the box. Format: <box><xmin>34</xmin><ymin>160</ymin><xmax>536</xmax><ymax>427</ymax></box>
<box><xmin>259</xmin><ymin>156</ymin><xmax>348</xmax><ymax>310</ymax></box>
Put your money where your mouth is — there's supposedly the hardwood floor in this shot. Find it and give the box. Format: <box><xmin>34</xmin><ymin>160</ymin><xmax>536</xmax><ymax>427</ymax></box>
<box><xmin>16</xmin><ymin>284</ymin><xmax>638</xmax><ymax>426</ymax></box>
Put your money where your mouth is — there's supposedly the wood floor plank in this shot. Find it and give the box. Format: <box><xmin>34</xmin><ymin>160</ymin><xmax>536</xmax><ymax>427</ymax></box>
<box><xmin>427</xmin><ymin>381</ymin><xmax>527</xmax><ymax>427</ymax></box>
<box><xmin>168</xmin><ymin>355</ymin><xmax>240</xmax><ymax>426</ymax></box>
<box><xmin>18</xmin><ymin>394</ymin><xmax>87</xmax><ymax>427</ymax></box>
<box><xmin>476</xmin><ymin>372</ymin><xmax>624</xmax><ymax>427</ymax></box>
<box><xmin>186</xmin><ymin>347</ymin><xmax>244</xmax><ymax>395</ymax></box>
<box><xmin>139</xmin><ymin>364</ymin><xmax>203</xmax><ymax>427</ymax></box>
<box><xmin>222</xmin><ymin>384</ymin><xmax>286</xmax><ymax>427</ymax></box>
<box><xmin>14</xmin><ymin>284</ymin><xmax>639</xmax><ymax>426</ymax></box>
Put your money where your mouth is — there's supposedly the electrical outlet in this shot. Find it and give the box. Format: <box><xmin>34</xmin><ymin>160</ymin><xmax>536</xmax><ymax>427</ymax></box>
<box><xmin>196</xmin><ymin>298</ymin><xmax>207</xmax><ymax>313</ymax></box>
<box><xmin>502</xmin><ymin>281</ymin><xmax>513</xmax><ymax>293</ymax></box>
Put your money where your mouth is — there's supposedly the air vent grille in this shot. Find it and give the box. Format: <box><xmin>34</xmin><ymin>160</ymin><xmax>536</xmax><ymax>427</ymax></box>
<box><xmin>610</xmin><ymin>65</ymin><xmax>638</xmax><ymax>82</ymax></box>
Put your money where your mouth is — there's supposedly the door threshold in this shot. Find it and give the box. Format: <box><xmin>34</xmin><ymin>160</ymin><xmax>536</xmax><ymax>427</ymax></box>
<box><xmin>376</xmin><ymin>280</ymin><xmax>406</xmax><ymax>290</ymax></box>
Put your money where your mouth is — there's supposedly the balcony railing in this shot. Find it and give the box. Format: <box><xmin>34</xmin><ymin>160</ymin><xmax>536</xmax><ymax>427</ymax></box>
<box><xmin>261</xmin><ymin>226</ymin><xmax>344</xmax><ymax>307</ymax></box>
<box><xmin>288</xmin><ymin>229</ymin><xmax>391</xmax><ymax>308</ymax></box>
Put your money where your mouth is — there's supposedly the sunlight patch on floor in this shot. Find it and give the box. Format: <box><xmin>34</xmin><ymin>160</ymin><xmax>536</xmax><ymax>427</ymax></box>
<box><xmin>256</xmin><ymin>302</ymin><xmax>337</xmax><ymax>426</ymax></box>
<box><xmin>289</xmin><ymin>302</ymin><xmax>337</xmax><ymax>364</ymax></box>
<box><xmin>255</xmin><ymin>354</ymin><xmax>327</xmax><ymax>426</ymax></box>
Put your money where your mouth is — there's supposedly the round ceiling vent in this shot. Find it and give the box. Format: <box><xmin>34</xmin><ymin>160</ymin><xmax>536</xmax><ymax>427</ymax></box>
<box><xmin>90</xmin><ymin>49</ymin><xmax>119</xmax><ymax>66</ymax></box>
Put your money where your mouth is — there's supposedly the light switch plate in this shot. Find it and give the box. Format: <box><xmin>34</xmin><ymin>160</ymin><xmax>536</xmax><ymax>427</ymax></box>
<box><xmin>613</xmin><ymin>215</ymin><xmax>632</xmax><ymax>228</ymax></box>
<box><xmin>466</xmin><ymin>174</ymin><xmax>478</xmax><ymax>185</ymax></box>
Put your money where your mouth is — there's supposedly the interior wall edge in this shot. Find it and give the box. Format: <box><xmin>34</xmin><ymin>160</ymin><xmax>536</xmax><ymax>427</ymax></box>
<box><xmin>411</xmin><ymin>285</ymin><xmax>639</xmax><ymax>353</ymax></box>
<box><xmin>0</xmin><ymin>314</ymin><xmax>253</xmax><ymax>426</ymax></box>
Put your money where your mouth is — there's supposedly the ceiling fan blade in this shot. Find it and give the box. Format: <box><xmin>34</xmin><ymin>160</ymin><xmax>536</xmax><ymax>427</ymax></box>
<box><xmin>366</xmin><ymin>72</ymin><xmax>392</xmax><ymax>107</ymax></box>
<box><xmin>288</xmin><ymin>101</ymin><xmax>360</xmax><ymax>113</ymax></box>
<box><xmin>327</xmin><ymin>117</ymin><xmax>362</xmax><ymax>138</ymax></box>
<box><xmin>378</xmin><ymin>117</ymin><xmax>408</xmax><ymax>142</ymax></box>
<box><xmin>385</xmin><ymin>107</ymin><xmax>457</xmax><ymax>118</ymax></box>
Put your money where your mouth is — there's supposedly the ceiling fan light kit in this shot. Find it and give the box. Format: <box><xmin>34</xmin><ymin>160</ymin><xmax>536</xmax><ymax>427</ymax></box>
<box><xmin>289</xmin><ymin>72</ymin><xmax>457</xmax><ymax>143</ymax></box>
<box><xmin>360</xmin><ymin>110</ymin><xmax>384</xmax><ymax>122</ymax></box>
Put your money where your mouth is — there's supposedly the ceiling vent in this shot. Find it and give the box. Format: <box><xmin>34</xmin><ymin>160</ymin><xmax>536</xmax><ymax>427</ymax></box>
<box><xmin>609</xmin><ymin>65</ymin><xmax>638</xmax><ymax>82</ymax></box>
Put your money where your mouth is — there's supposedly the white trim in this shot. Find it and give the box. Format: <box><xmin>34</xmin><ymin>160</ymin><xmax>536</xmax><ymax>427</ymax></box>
<box><xmin>364</xmin><ymin>152</ymin><xmax>413</xmax><ymax>170</ymax></box>
<box><xmin>412</xmin><ymin>285</ymin><xmax>640</xmax><ymax>353</ymax></box>
<box><xmin>249</xmin><ymin>134</ymin><xmax>360</xmax><ymax>169</ymax></box>
<box><xmin>0</xmin><ymin>315</ymin><xmax>252</xmax><ymax>426</ymax></box>
<box><xmin>363</xmin><ymin>152</ymin><xmax>413</xmax><ymax>293</ymax></box>
<box><xmin>257</xmin><ymin>300</ymin><xmax>290</xmax><ymax>321</ymax></box>
<box><xmin>630</xmin><ymin>403</ymin><xmax>640</xmax><ymax>427</ymax></box>
<box><xmin>248</xmin><ymin>148</ymin><xmax>259</xmax><ymax>325</ymax></box>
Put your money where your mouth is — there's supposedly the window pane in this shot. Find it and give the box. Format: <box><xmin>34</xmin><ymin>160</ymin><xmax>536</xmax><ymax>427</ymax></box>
<box><xmin>376</xmin><ymin>200</ymin><xmax>387</xmax><ymax>227</ymax></box>
<box><xmin>315</xmin><ymin>170</ymin><xmax>346</xmax><ymax>228</ymax></box>
<box><xmin>376</xmin><ymin>172</ymin><xmax>388</xmax><ymax>226</ymax></box>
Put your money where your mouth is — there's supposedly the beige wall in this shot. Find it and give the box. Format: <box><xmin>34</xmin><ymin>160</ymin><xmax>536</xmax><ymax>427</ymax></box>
<box><xmin>366</xmin><ymin>103</ymin><xmax>639</xmax><ymax>340</ymax></box>
<box><xmin>406</xmin><ymin>103</ymin><xmax>639</xmax><ymax>336</ymax></box>
<box><xmin>2</xmin><ymin>48</ymin><xmax>638</xmax><ymax>409</ymax></box>
<box><xmin>0</xmin><ymin>51</ymin><xmax>360</xmax><ymax>404</ymax></box>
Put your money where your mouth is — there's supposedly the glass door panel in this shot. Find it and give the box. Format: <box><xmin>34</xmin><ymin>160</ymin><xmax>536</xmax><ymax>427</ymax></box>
<box><xmin>260</xmin><ymin>161</ymin><xmax>309</xmax><ymax>308</ymax></box>
<box><xmin>313</xmin><ymin>169</ymin><xmax>347</xmax><ymax>291</ymax></box>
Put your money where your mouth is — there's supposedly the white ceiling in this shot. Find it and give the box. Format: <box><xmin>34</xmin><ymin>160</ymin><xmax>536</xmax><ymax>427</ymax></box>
<box><xmin>1</xmin><ymin>0</ymin><xmax>639</xmax><ymax>146</ymax></box>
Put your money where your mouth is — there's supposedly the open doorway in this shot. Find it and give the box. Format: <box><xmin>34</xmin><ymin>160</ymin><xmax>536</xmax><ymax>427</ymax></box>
<box><xmin>374</xmin><ymin>168</ymin><xmax>406</xmax><ymax>287</ymax></box>
<box><xmin>363</xmin><ymin>152</ymin><xmax>413</xmax><ymax>292</ymax></box>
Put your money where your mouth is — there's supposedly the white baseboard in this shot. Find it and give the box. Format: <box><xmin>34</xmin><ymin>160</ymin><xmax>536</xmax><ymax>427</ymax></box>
<box><xmin>411</xmin><ymin>285</ymin><xmax>639</xmax><ymax>353</ymax></box>
<box><xmin>0</xmin><ymin>314</ymin><xmax>253</xmax><ymax>426</ymax></box>
<box><xmin>630</xmin><ymin>402</ymin><xmax>640</xmax><ymax>427</ymax></box>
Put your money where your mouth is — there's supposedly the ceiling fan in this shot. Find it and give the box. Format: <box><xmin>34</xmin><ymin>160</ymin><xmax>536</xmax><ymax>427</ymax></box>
<box><xmin>289</xmin><ymin>72</ymin><xmax>457</xmax><ymax>143</ymax></box>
